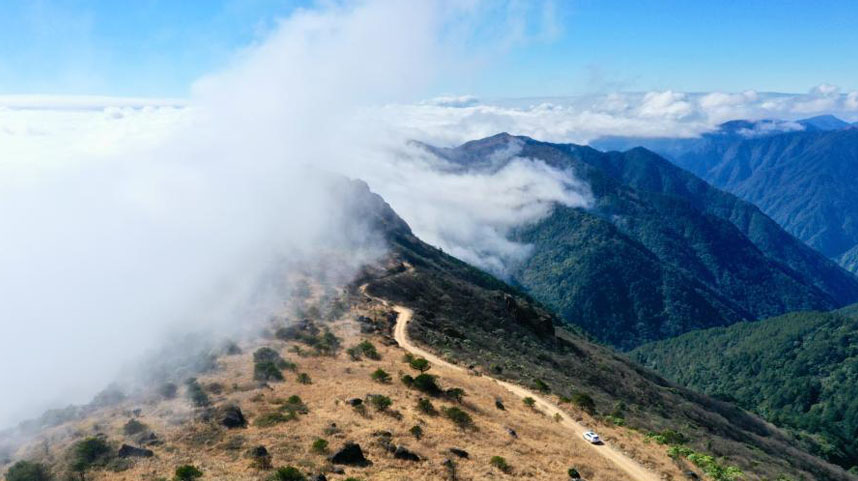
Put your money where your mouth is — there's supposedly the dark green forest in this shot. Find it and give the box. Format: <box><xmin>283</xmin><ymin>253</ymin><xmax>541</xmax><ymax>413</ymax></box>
<box><xmin>633</xmin><ymin>304</ymin><xmax>858</xmax><ymax>471</ymax></box>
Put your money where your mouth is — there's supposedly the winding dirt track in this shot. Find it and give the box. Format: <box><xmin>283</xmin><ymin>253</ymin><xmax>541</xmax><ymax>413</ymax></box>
<box><xmin>390</xmin><ymin>304</ymin><xmax>661</xmax><ymax>481</ymax></box>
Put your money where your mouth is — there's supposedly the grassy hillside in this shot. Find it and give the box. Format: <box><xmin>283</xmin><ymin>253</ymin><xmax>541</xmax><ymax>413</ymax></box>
<box><xmin>632</xmin><ymin>306</ymin><xmax>858</xmax><ymax>472</ymax></box>
<box><xmin>359</xmin><ymin>183</ymin><xmax>855</xmax><ymax>481</ymax></box>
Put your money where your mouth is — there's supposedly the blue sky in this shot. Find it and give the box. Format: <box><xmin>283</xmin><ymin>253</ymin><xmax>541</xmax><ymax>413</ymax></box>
<box><xmin>1</xmin><ymin>0</ymin><xmax>856</xmax><ymax>98</ymax></box>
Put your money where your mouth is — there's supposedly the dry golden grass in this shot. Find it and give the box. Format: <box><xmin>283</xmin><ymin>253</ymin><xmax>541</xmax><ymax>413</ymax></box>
<box><xmin>11</xmin><ymin>300</ymin><xmax>687</xmax><ymax>481</ymax></box>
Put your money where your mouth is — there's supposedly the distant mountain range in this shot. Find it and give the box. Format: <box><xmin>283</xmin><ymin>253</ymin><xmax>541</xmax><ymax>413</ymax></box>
<box><xmin>592</xmin><ymin>115</ymin><xmax>858</xmax><ymax>273</ymax></box>
<box><xmin>423</xmin><ymin>134</ymin><xmax>858</xmax><ymax>349</ymax></box>
<box><xmin>632</xmin><ymin>304</ymin><xmax>858</xmax><ymax>471</ymax></box>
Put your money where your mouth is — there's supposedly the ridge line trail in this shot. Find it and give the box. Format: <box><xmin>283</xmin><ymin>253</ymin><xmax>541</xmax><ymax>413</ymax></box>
<box><xmin>364</xmin><ymin>289</ymin><xmax>661</xmax><ymax>481</ymax></box>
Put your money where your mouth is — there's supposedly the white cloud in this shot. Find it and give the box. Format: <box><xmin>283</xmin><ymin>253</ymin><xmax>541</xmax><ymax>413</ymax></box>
<box><xmin>638</xmin><ymin>90</ymin><xmax>693</xmax><ymax>119</ymax></box>
<box><xmin>0</xmin><ymin>0</ymin><xmax>574</xmax><ymax>430</ymax></box>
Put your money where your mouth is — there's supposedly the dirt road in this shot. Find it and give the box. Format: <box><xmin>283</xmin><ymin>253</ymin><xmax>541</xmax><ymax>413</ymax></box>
<box><xmin>391</xmin><ymin>304</ymin><xmax>662</xmax><ymax>481</ymax></box>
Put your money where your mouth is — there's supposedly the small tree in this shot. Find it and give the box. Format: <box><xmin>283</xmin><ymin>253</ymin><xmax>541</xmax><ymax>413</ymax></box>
<box><xmin>368</xmin><ymin>394</ymin><xmax>393</xmax><ymax>411</ymax></box>
<box><xmin>490</xmin><ymin>456</ymin><xmax>511</xmax><ymax>473</ymax></box>
<box><xmin>523</xmin><ymin>397</ymin><xmax>536</xmax><ymax>409</ymax></box>
<box><xmin>159</xmin><ymin>382</ymin><xmax>178</xmax><ymax>399</ymax></box>
<box><xmin>409</xmin><ymin>425</ymin><xmax>423</xmax><ymax>439</ymax></box>
<box><xmin>409</xmin><ymin>357</ymin><xmax>431</xmax><ymax>372</ymax></box>
<box><xmin>534</xmin><ymin>379</ymin><xmax>550</xmax><ymax>393</ymax></box>
<box><xmin>568</xmin><ymin>467</ymin><xmax>581</xmax><ymax>479</ymax></box>
<box><xmin>401</xmin><ymin>374</ymin><xmax>415</xmax><ymax>387</ymax></box>
<box><xmin>70</xmin><ymin>437</ymin><xmax>112</xmax><ymax>473</ymax></box>
<box><xmin>296</xmin><ymin>372</ymin><xmax>312</xmax><ymax>384</ymax></box>
<box><xmin>174</xmin><ymin>465</ymin><xmax>203</xmax><ymax>481</ymax></box>
<box><xmin>412</xmin><ymin>374</ymin><xmax>442</xmax><ymax>396</ymax></box>
<box><xmin>371</xmin><ymin>368</ymin><xmax>391</xmax><ymax>383</ymax></box>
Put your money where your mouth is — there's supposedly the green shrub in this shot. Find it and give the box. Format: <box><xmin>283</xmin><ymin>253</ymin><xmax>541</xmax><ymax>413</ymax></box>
<box><xmin>159</xmin><ymin>382</ymin><xmax>178</xmax><ymax>399</ymax></box>
<box><xmin>416</xmin><ymin>398</ymin><xmax>436</xmax><ymax>415</ymax></box>
<box><xmin>254</xmin><ymin>361</ymin><xmax>284</xmax><ymax>382</ymax></box>
<box><xmin>279</xmin><ymin>395</ymin><xmax>309</xmax><ymax>414</ymax></box>
<box><xmin>445</xmin><ymin>388</ymin><xmax>465</xmax><ymax>403</ymax></box>
<box><xmin>253</xmin><ymin>347</ymin><xmax>283</xmax><ymax>364</ymax></box>
<box><xmin>123</xmin><ymin>419</ymin><xmax>147</xmax><ymax>436</ymax></box>
<box><xmin>568</xmin><ymin>467</ymin><xmax>581</xmax><ymax>479</ymax></box>
<box><xmin>5</xmin><ymin>461</ymin><xmax>51</xmax><ymax>481</ymax></box>
<box><xmin>441</xmin><ymin>406</ymin><xmax>474</xmax><ymax>430</ymax></box>
<box><xmin>523</xmin><ymin>397</ymin><xmax>536</xmax><ymax>408</ymax></box>
<box><xmin>412</xmin><ymin>374</ymin><xmax>442</xmax><ymax>396</ymax></box>
<box><xmin>269</xmin><ymin>466</ymin><xmax>306</xmax><ymax>481</ymax></box>
<box><xmin>489</xmin><ymin>456</ymin><xmax>511</xmax><ymax>473</ymax></box>
<box><xmin>368</xmin><ymin>394</ymin><xmax>393</xmax><ymax>411</ymax></box>
<box><xmin>402</xmin><ymin>353</ymin><xmax>415</xmax><ymax>363</ymax></box>
<box><xmin>311</xmin><ymin>438</ymin><xmax>328</xmax><ymax>454</ymax></box>
<box><xmin>174</xmin><ymin>465</ymin><xmax>203</xmax><ymax>481</ymax></box>
<box><xmin>296</xmin><ymin>372</ymin><xmax>312</xmax><ymax>384</ymax></box>
<box><xmin>570</xmin><ymin>392</ymin><xmax>595</xmax><ymax>414</ymax></box>
<box><xmin>534</xmin><ymin>379</ymin><xmax>550</xmax><ymax>393</ymax></box>
<box><xmin>409</xmin><ymin>357</ymin><xmax>431</xmax><ymax>372</ymax></box>
<box><xmin>185</xmin><ymin>378</ymin><xmax>210</xmax><ymax>407</ymax></box>
<box><xmin>371</xmin><ymin>368</ymin><xmax>391</xmax><ymax>383</ymax></box>
<box><xmin>401</xmin><ymin>374</ymin><xmax>415</xmax><ymax>387</ymax></box>
<box><xmin>348</xmin><ymin>340</ymin><xmax>381</xmax><ymax>360</ymax></box>
<box><xmin>409</xmin><ymin>425</ymin><xmax>423</xmax><ymax>439</ymax></box>
<box><xmin>646</xmin><ymin>429</ymin><xmax>687</xmax><ymax>445</ymax></box>
<box><xmin>70</xmin><ymin>437</ymin><xmax>112</xmax><ymax>472</ymax></box>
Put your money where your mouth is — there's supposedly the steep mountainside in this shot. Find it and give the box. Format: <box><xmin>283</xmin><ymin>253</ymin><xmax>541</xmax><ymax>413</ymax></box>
<box><xmin>359</xmin><ymin>183</ymin><xmax>855</xmax><ymax>480</ymax></box>
<box><xmin>593</xmin><ymin>120</ymin><xmax>858</xmax><ymax>270</ymax></box>
<box><xmin>426</xmin><ymin>134</ymin><xmax>858</xmax><ymax>349</ymax></box>
<box><xmin>632</xmin><ymin>305</ymin><xmax>858</xmax><ymax>472</ymax></box>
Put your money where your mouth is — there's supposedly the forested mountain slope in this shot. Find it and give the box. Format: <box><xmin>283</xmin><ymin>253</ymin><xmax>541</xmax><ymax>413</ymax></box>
<box><xmin>632</xmin><ymin>304</ymin><xmax>858</xmax><ymax>472</ymax></box>
<box><xmin>426</xmin><ymin>134</ymin><xmax>858</xmax><ymax>348</ymax></box>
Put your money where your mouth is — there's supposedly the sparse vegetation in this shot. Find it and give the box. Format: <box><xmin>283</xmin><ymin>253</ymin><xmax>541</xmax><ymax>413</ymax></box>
<box><xmin>254</xmin><ymin>411</ymin><xmax>297</xmax><ymax>427</ymax></box>
<box><xmin>174</xmin><ymin>464</ymin><xmax>203</xmax><ymax>481</ymax></box>
<box><xmin>371</xmin><ymin>368</ymin><xmax>391</xmax><ymax>383</ymax></box>
<box><xmin>490</xmin><ymin>455</ymin><xmax>511</xmax><ymax>473</ymax></box>
<box><xmin>523</xmin><ymin>396</ymin><xmax>536</xmax><ymax>408</ymax></box>
<box><xmin>646</xmin><ymin>429</ymin><xmax>687</xmax><ymax>445</ymax></box>
<box><xmin>409</xmin><ymin>425</ymin><xmax>423</xmax><ymax>439</ymax></box>
<box><xmin>534</xmin><ymin>378</ymin><xmax>550</xmax><ymax>393</ymax></box>
<box><xmin>296</xmin><ymin>372</ymin><xmax>312</xmax><ymax>384</ymax></box>
<box><xmin>668</xmin><ymin>446</ymin><xmax>743</xmax><ymax>481</ymax></box>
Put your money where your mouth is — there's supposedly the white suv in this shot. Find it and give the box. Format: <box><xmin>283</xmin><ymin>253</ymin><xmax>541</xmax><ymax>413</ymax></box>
<box><xmin>583</xmin><ymin>431</ymin><xmax>601</xmax><ymax>444</ymax></box>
